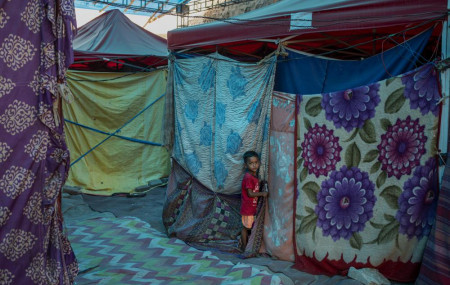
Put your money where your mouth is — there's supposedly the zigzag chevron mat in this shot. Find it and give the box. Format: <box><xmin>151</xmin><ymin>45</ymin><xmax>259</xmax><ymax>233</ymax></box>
<box><xmin>67</xmin><ymin>216</ymin><xmax>282</xmax><ymax>284</ymax></box>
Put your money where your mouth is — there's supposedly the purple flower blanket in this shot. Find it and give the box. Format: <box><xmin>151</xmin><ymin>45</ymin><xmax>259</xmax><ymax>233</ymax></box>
<box><xmin>294</xmin><ymin>63</ymin><xmax>441</xmax><ymax>282</ymax></box>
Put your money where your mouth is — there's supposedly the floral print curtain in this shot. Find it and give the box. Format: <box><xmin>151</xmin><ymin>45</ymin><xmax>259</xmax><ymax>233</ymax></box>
<box><xmin>294</xmin><ymin>63</ymin><xmax>441</xmax><ymax>282</ymax></box>
<box><xmin>172</xmin><ymin>53</ymin><xmax>276</xmax><ymax>195</ymax></box>
<box><xmin>0</xmin><ymin>0</ymin><xmax>78</xmax><ymax>284</ymax></box>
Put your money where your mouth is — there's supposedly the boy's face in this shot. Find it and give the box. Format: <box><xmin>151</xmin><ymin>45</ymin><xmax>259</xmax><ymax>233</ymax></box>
<box><xmin>245</xmin><ymin>156</ymin><xmax>260</xmax><ymax>174</ymax></box>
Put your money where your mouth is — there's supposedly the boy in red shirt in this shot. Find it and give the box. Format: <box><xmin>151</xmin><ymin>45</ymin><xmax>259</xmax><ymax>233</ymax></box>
<box><xmin>240</xmin><ymin>150</ymin><xmax>268</xmax><ymax>251</ymax></box>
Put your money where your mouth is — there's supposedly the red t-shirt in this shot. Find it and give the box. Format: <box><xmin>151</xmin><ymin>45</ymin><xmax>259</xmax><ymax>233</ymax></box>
<box><xmin>240</xmin><ymin>172</ymin><xmax>260</xmax><ymax>216</ymax></box>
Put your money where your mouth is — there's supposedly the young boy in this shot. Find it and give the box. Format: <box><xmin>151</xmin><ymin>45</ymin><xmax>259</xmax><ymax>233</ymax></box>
<box><xmin>240</xmin><ymin>150</ymin><xmax>268</xmax><ymax>251</ymax></box>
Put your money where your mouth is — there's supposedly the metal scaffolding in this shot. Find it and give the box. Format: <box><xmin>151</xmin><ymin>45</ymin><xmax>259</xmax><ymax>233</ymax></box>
<box><xmin>77</xmin><ymin>0</ymin><xmax>254</xmax><ymax>28</ymax></box>
<box><xmin>76</xmin><ymin>0</ymin><xmax>181</xmax><ymax>14</ymax></box>
<box><xmin>188</xmin><ymin>0</ymin><xmax>252</xmax><ymax>13</ymax></box>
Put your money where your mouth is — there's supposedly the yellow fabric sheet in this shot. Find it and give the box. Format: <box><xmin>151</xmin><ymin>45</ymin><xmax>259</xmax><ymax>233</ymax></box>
<box><xmin>63</xmin><ymin>70</ymin><xmax>170</xmax><ymax>195</ymax></box>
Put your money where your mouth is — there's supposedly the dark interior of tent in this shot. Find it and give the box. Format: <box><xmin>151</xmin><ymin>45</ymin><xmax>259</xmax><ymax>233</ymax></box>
<box><xmin>171</xmin><ymin>22</ymin><xmax>443</xmax><ymax>64</ymax></box>
<box><xmin>69</xmin><ymin>54</ymin><xmax>168</xmax><ymax>71</ymax></box>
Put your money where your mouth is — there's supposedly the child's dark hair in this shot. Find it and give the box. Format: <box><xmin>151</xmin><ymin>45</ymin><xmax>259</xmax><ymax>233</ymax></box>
<box><xmin>243</xmin><ymin>150</ymin><xmax>259</xmax><ymax>163</ymax></box>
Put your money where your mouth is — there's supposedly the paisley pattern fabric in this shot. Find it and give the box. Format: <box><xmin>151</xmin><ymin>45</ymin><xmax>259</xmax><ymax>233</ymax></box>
<box><xmin>0</xmin><ymin>1</ymin><xmax>78</xmax><ymax>284</ymax></box>
<box><xmin>294</xmin><ymin>64</ymin><xmax>441</xmax><ymax>282</ymax></box>
<box><xmin>173</xmin><ymin>53</ymin><xmax>276</xmax><ymax>194</ymax></box>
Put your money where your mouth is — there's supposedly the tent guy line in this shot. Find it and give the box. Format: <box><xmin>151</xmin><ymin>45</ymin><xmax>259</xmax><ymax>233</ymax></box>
<box><xmin>69</xmin><ymin>92</ymin><xmax>166</xmax><ymax>167</ymax></box>
<box><xmin>64</xmin><ymin>119</ymin><xmax>164</xmax><ymax>146</ymax></box>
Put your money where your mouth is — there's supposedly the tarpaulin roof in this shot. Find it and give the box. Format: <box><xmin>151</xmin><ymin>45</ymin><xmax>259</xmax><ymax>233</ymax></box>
<box><xmin>72</xmin><ymin>9</ymin><xmax>168</xmax><ymax>70</ymax></box>
<box><xmin>75</xmin><ymin>9</ymin><xmax>168</xmax><ymax>57</ymax></box>
<box><xmin>168</xmin><ymin>0</ymin><xmax>447</xmax><ymax>57</ymax></box>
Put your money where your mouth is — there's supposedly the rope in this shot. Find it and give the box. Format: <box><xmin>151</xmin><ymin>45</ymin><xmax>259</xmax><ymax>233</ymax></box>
<box><xmin>70</xmin><ymin>92</ymin><xmax>165</xmax><ymax>167</ymax></box>
<box><xmin>64</xmin><ymin>119</ymin><xmax>163</xmax><ymax>146</ymax></box>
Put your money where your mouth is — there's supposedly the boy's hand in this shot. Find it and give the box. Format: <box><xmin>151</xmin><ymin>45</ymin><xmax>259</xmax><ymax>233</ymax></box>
<box><xmin>262</xmin><ymin>192</ymin><xmax>268</xmax><ymax>198</ymax></box>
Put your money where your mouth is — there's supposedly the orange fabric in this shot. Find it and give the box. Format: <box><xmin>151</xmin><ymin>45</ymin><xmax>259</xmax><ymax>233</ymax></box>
<box><xmin>242</xmin><ymin>215</ymin><xmax>255</xmax><ymax>229</ymax></box>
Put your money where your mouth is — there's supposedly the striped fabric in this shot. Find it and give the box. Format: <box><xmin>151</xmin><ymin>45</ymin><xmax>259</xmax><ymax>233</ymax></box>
<box><xmin>416</xmin><ymin>154</ymin><xmax>450</xmax><ymax>284</ymax></box>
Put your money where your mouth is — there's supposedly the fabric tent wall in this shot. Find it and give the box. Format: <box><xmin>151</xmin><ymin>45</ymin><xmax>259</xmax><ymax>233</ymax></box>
<box><xmin>64</xmin><ymin>70</ymin><xmax>170</xmax><ymax>195</ymax></box>
<box><xmin>164</xmin><ymin>0</ymin><xmax>448</xmax><ymax>279</ymax></box>
<box><xmin>264</xmin><ymin>91</ymin><xmax>296</xmax><ymax>261</ymax></box>
<box><xmin>172</xmin><ymin>53</ymin><xmax>276</xmax><ymax>195</ymax></box>
<box><xmin>295</xmin><ymin>64</ymin><xmax>440</xmax><ymax>282</ymax></box>
<box><xmin>0</xmin><ymin>1</ymin><xmax>78</xmax><ymax>283</ymax></box>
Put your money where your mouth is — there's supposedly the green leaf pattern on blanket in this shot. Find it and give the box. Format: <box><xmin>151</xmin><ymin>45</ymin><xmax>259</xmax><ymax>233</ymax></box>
<box><xmin>363</xmin><ymin>149</ymin><xmax>379</xmax><ymax>163</ymax></box>
<box><xmin>350</xmin><ymin>232</ymin><xmax>363</xmax><ymax>250</ymax></box>
<box><xmin>376</xmin><ymin>171</ymin><xmax>387</xmax><ymax>188</ymax></box>
<box><xmin>305</xmin><ymin>97</ymin><xmax>322</xmax><ymax>117</ymax></box>
<box><xmin>380</xmin><ymin>185</ymin><xmax>402</xmax><ymax>209</ymax></box>
<box><xmin>344</xmin><ymin>142</ymin><xmax>361</xmax><ymax>168</ymax></box>
<box><xmin>366</xmin><ymin>214</ymin><xmax>400</xmax><ymax>247</ymax></box>
<box><xmin>380</xmin><ymin>118</ymin><xmax>392</xmax><ymax>131</ymax></box>
<box><xmin>303</xmin><ymin>117</ymin><xmax>312</xmax><ymax>131</ymax></box>
<box><xmin>376</xmin><ymin>218</ymin><xmax>400</xmax><ymax>245</ymax></box>
<box><xmin>343</xmin><ymin>128</ymin><xmax>359</xmax><ymax>142</ymax></box>
<box><xmin>384</xmin><ymin>87</ymin><xmax>405</xmax><ymax>114</ymax></box>
<box><xmin>302</xmin><ymin>182</ymin><xmax>319</xmax><ymax>204</ymax></box>
<box><xmin>300</xmin><ymin>167</ymin><xmax>308</xmax><ymax>182</ymax></box>
<box><xmin>370</xmin><ymin>161</ymin><xmax>381</xmax><ymax>174</ymax></box>
<box><xmin>359</xmin><ymin>120</ymin><xmax>377</xmax><ymax>143</ymax></box>
<box><xmin>298</xmin><ymin>211</ymin><xmax>317</xmax><ymax>235</ymax></box>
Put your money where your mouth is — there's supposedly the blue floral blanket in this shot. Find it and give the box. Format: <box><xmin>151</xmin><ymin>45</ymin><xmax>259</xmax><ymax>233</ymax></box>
<box><xmin>294</xmin><ymin>63</ymin><xmax>441</xmax><ymax>282</ymax></box>
<box><xmin>172</xmin><ymin>53</ymin><xmax>276</xmax><ymax>195</ymax></box>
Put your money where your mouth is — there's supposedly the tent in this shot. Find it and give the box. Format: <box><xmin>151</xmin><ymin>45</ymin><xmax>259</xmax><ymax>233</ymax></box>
<box><xmin>72</xmin><ymin>9</ymin><xmax>168</xmax><ymax>70</ymax></box>
<box><xmin>63</xmin><ymin>10</ymin><xmax>170</xmax><ymax>195</ymax></box>
<box><xmin>163</xmin><ymin>0</ymin><xmax>449</xmax><ymax>283</ymax></box>
<box><xmin>168</xmin><ymin>0</ymin><xmax>445</xmax><ymax>58</ymax></box>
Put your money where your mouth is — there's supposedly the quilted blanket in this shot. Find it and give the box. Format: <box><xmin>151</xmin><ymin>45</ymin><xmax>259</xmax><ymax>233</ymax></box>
<box><xmin>294</xmin><ymin>63</ymin><xmax>441</xmax><ymax>282</ymax></box>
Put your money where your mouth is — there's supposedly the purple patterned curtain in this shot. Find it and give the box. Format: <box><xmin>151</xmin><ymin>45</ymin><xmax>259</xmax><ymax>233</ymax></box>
<box><xmin>0</xmin><ymin>0</ymin><xmax>78</xmax><ymax>284</ymax></box>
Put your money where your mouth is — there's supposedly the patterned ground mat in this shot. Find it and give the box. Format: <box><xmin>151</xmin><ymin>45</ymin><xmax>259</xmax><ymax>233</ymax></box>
<box><xmin>67</xmin><ymin>216</ymin><xmax>284</xmax><ymax>284</ymax></box>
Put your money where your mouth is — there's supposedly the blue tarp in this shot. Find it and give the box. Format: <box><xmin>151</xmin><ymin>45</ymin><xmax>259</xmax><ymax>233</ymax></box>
<box><xmin>274</xmin><ymin>29</ymin><xmax>432</xmax><ymax>95</ymax></box>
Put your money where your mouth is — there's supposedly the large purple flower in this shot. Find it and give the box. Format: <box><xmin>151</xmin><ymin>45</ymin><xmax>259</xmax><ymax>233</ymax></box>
<box><xmin>321</xmin><ymin>84</ymin><xmax>380</xmax><ymax>132</ymax></box>
<box><xmin>301</xmin><ymin>124</ymin><xmax>342</xmax><ymax>177</ymax></box>
<box><xmin>315</xmin><ymin>166</ymin><xmax>376</xmax><ymax>241</ymax></box>
<box><xmin>377</xmin><ymin>116</ymin><xmax>427</xmax><ymax>179</ymax></box>
<box><xmin>402</xmin><ymin>64</ymin><xmax>440</xmax><ymax>116</ymax></box>
<box><xmin>396</xmin><ymin>158</ymin><xmax>438</xmax><ymax>240</ymax></box>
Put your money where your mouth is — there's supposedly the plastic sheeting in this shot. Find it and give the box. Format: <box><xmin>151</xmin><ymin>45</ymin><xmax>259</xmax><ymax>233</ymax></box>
<box><xmin>172</xmin><ymin>53</ymin><xmax>276</xmax><ymax>195</ymax></box>
<box><xmin>274</xmin><ymin>28</ymin><xmax>432</xmax><ymax>95</ymax></box>
<box><xmin>64</xmin><ymin>70</ymin><xmax>170</xmax><ymax>195</ymax></box>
